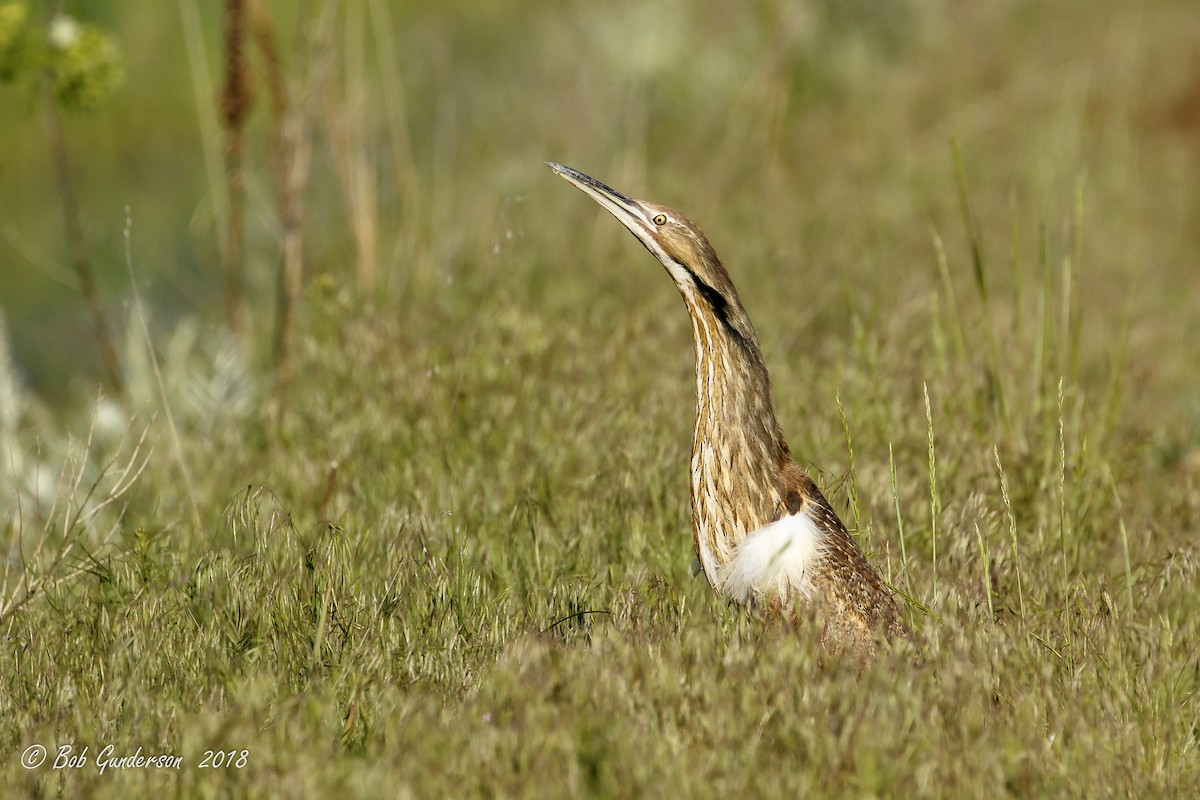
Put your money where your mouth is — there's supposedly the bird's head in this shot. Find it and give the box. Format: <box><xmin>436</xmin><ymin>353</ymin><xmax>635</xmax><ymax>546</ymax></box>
<box><xmin>547</xmin><ymin>162</ymin><xmax>748</xmax><ymax>339</ymax></box>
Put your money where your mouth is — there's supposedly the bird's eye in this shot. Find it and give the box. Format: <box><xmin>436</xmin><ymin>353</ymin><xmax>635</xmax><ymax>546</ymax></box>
<box><xmin>652</xmin><ymin>213</ymin><xmax>668</xmax><ymax>225</ymax></box>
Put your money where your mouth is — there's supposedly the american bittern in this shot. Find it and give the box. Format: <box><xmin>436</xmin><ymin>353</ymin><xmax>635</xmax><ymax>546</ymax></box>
<box><xmin>548</xmin><ymin>162</ymin><xmax>909</xmax><ymax>655</ymax></box>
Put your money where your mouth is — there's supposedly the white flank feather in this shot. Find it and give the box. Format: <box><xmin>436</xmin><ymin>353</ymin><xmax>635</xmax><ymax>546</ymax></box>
<box><xmin>715</xmin><ymin>509</ymin><xmax>826</xmax><ymax>604</ymax></box>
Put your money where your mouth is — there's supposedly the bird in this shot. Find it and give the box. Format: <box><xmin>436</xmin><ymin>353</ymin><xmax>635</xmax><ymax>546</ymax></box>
<box><xmin>547</xmin><ymin>161</ymin><xmax>910</xmax><ymax>656</ymax></box>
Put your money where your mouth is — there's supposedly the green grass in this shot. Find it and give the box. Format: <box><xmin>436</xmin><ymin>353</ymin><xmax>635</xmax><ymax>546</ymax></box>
<box><xmin>3</xmin><ymin>0</ymin><xmax>1200</xmax><ymax>796</ymax></box>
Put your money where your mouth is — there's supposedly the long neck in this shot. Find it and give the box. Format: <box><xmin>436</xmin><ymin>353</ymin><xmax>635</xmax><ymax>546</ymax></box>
<box><xmin>682</xmin><ymin>288</ymin><xmax>789</xmax><ymax>580</ymax></box>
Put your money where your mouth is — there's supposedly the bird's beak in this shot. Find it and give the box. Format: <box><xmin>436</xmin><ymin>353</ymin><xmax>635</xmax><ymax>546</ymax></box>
<box><xmin>546</xmin><ymin>162</ymin><xmax>653</xmax><ymax>239</ymax></box>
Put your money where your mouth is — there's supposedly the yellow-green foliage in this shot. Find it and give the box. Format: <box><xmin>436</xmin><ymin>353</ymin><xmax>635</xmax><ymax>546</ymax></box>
<box><xmin>0</xmin><ymin>1</ymin><xmax>31</xmax><ymax>83</ymax></box>
<box><xmin>47</xmin><ymin>19</ymin><xmax>123</xmax><ymax>111</ymax></box>
<box><xmin>0</xmin><ymin>3</ymin><xmax>122</xmax><ymax>108</ymax></box>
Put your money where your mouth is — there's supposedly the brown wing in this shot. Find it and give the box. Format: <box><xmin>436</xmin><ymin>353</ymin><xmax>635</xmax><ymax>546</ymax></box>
<box><xmin>780</xmin><ymin>461</ymin><xmax>910</xmax><ymax>652</ymax></box>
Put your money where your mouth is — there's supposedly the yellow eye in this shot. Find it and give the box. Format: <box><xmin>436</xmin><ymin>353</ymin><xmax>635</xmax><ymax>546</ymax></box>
<box><xmin>652</xmin><ymin>213</ymin><xmax>668</xmax><ymax>225</ymax></box>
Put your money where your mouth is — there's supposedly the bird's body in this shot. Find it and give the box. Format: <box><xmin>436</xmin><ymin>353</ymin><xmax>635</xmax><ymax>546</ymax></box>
<box><xmin>548</xmin><ymin>162</ymin><xmax>908</xmax><ymax>655</ymax></box>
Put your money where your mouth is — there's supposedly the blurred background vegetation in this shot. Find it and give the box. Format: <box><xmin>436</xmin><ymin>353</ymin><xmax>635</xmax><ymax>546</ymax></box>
<box><xmin>1</xmin><ymin>0</ymin><xmax>1194</xmax><ymax>412</ymax></box>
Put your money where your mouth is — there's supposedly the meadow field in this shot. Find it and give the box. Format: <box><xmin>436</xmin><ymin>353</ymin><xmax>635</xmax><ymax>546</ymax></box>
<box><xmin>2</xmin><ymin>0</ymin><xmax>1200</xmax><ymax>796</ymax></box>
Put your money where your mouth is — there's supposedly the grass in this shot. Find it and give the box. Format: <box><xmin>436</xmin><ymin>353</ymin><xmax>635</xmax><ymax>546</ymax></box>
<box><xmin>3</xmin><ymin>0</ymin><xmax>1200</xmax><ymax>796</ymax></box>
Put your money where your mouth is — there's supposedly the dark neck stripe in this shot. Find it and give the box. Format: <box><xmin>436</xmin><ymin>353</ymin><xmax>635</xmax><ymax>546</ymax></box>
<box><xmin>683</xmin><ymin>265</ymin><xmax>748</xmax><ymax>350</ymax></box>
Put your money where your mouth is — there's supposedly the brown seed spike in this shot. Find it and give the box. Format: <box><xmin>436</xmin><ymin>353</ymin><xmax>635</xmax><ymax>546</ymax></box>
<box><xmin>548</xmin><ymin>162</ymin><xmax>912</xmax><ymax>657</ymax></box>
